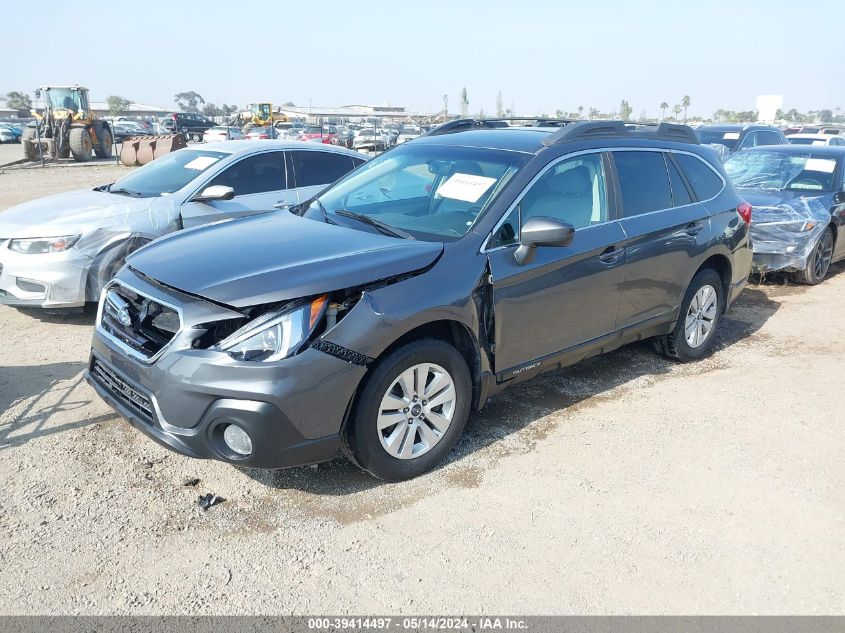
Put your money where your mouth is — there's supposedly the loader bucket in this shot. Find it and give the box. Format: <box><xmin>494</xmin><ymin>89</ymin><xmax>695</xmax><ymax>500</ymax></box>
<box><xmin>152</xmin><ymin>134</ymin><xmax>187</xmax><ymax>160</ymax></box>
<box><xmin>119</xmin><ymin>139</ymin><xmax>140</xmax><ymax>167</ymax></box>
<box><xmin>135</xmin><ymin>137</ymin><xmax>157</xmax><ymax>165</ymax></box>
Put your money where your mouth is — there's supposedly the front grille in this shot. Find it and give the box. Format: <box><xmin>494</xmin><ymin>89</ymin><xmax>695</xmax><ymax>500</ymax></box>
<box><xmin>92</xmin><ymin>359</ymin><xmax>153</xmax><ymax>423</ymax></box>
<box><xmin>100</xmin><ymin>284</ymin><xmax>181</xmax><ymax>360</ymax></box>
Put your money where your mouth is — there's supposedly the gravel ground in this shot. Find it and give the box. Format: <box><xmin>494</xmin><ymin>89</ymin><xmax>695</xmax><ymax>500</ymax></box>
<box><xmin>0</xmin><ymin>166</ymin><xmax>843</xmax><ymax>615</ymax></box>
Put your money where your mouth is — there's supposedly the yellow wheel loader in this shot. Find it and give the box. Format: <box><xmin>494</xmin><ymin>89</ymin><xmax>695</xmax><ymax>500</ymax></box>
<box><xmin>22</xmin><ymin>86</ymin><xmax>113</xmax><ymax>162</ymax></box>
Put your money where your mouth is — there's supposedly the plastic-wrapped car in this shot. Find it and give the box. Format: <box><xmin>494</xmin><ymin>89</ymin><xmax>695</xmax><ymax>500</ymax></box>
<box><xmin>724</xmin><ymin>145</ymin><xmax>845</xmax><ymax>283</ymax></box>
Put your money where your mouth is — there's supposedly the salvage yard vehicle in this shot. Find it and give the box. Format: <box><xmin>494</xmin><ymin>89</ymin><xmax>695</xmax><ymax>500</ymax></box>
<box><xmin>695</xmin><ymin>124</ymin><xmax>787</xmax><ymax>159</ymax></box>
<box><xmin>22</xmin><ymin>86</ymin><xmax>113</xmax><ymax>162</ymax></box>
<box><xmin>786</xmin><ymin>134</ymin><xmax>845</xmax><ymax>147</ymax></box>
<box><xmin>87</xmin><ymin>119</ymin><xmax>752</xmax><ymax>481</ymax></box>
<box><xmin>161</xmin><ymin>113</ymin><xmax>216</xmax><ymax>142</ymax></box>
<box><xmin>203</xmin><ymin>126</ymin><xmax>245</xmax><ymax>142</ymax></box>
<box><xmin>0</xmin><ymin>141</ymin><xmax>366</xmax><ymax>309</ymax></box>
<box><xmin>0</xmin><ymin>122</ymin><xmax>22</xmax><ymax>143</ymax></box>
<box><xmin>724</xmin><ymin>145</ymin><xmax>845</xmax><ymax>283</ymax></box>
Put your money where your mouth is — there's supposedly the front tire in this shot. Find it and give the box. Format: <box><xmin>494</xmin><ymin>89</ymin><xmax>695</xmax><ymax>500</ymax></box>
<box><xmin>344</xmin><ymin>339</ymin><xmax>472</xmax><ymax>481</ymax></box>
<box><xmin>69</xmin><ymin>127</ymin><xmax>93</xmax><ymax>162</ymax></box>
<box><xmin>654</xmin><ymin>268</ymin><xmax>724</xmax><ymax>362</ymax></box>
<box><xmin>794</xmin><ymin>227</ymin><xmax>833</xmax><ymax>286</ymax></box>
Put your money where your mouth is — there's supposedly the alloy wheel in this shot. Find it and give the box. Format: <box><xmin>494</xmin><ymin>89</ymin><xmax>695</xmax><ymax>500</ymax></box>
<box><xmin>684</xmin><ymin>284</ymin><xmax>718</xmax><ymax>349</ymax></box>
<box><xmin>814</xmin><ymin>231</ymin><xmax>833</xmax><ymax>280</ymax></box>
<box><xmin>377</xmin><ymin>363</ymin><xmax>456</xmax><ymax>460</ymax></box>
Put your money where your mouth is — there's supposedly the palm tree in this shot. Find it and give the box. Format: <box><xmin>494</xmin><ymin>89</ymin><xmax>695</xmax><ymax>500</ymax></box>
<box><xmin>577</xmin><ymin>105</ymin><xmax>584</xmax><ymax>119</ymax></box>
<box><xmin>660</xmin><ymin>102</ymin><xmax>669</xmax><ymax>121</ymax></box>
<box><xmin>672</xmin><ymin>104</ymin><xmax>682</xmax><ymax>120</ymax></box>
<box><xmin>681</xmin><ymin>95</ymin><xmax>691</xmax><ymax>123</ymax></box>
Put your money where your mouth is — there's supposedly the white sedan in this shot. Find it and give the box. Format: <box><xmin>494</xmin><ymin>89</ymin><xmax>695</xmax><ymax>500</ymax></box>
<box><xmin>203</xmin><ymin>126</ymin><xmax>245</xmax><ymax>142</ymax></box>
<box><xmin>0</xmin><ymin>141</ymin><xmax>366</xmax><ymax>309</ymax></box>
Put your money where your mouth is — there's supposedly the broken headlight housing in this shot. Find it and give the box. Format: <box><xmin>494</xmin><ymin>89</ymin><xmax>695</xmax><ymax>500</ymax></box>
<box><xmin>9</xmin><ymin>235</ymin><xmax>81</xmax><ymax>254</ymax></box>
<box><xmin>215</xmin><ymin>295</ymin><xmax>327</xmax><ymax>362</ymax></box>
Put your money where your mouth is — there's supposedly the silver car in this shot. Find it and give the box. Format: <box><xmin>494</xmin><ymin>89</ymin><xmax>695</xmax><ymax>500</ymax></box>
<box><xmin>0</xmin><ymin>140</ymin><xmax>366</xmax><ymax>309</ymax></box>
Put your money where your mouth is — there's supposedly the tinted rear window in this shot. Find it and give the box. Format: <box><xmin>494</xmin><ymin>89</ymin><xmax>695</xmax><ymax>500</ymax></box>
<box><xmin>291</xmin><ymin>151</ymin><xmax>355</xmax><ymax>187</ymax></box>
<box><xmin>674</xmin><ymin>153</ymin><xmax>724</xmax><ymax>200</ymax></box>
<box><xmin>613</xmin><ymin>151</ymin><xmax>673</xmax><ymax>216</ymax></box>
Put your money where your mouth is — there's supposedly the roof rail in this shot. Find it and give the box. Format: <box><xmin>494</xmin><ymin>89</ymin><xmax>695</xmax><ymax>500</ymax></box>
<box><xmin>423</xmin><ymin>117</ymin><xmax>577</xmax><ymax>137</ymax></box>
<box><xmin>542</xmin><ymin>120</ymin><xmax>700</xmax><ymax>146</ymax></box>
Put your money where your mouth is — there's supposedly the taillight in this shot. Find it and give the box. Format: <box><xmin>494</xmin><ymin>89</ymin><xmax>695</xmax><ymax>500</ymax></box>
<box><xmin>172</xmin><ymin>114</ymin><xmax>177</xmax><ymax>120</ymax></box>
<box><xmin>737</xmin><ymin>202</ymin><xmax>752</xmax><ymax>225</ymax></box>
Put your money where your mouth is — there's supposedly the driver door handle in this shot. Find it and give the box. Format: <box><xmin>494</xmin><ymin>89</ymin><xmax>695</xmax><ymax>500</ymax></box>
<box><xmin>598</xmin><ymin>245</ymin><xmax>625</xmax><ymax>264</ymax></box>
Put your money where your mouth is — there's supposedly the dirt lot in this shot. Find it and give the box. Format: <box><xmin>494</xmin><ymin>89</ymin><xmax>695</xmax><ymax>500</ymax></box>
<box><xmin>0</xmin><ymin>165</ymin><xmax>842</xmax><ymax>615</ymax></box>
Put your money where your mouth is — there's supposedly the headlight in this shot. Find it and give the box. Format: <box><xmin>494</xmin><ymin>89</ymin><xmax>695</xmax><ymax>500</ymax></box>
<box><xmin>8</xmin><ymin>235</ymin><xmax>81</xmax><ymax>254</ymax></box>
<box><xmin>215</xmin><ymin>295</ymin><xmax>327</xmax><ymax>362</ymax></box>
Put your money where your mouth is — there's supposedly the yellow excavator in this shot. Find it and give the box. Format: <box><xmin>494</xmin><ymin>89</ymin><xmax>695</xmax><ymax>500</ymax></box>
<box><xmin>234</xmin><ymin>102</ymin><xmax>289</xmax><ymax>131</ymax></box>
<box><xmin>22</xmin><ymin>85</ymin><xmax>112</xmax><ymax>162</ymax></box>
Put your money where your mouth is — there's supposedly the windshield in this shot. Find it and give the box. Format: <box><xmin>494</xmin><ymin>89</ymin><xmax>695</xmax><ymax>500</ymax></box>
<box><xmin>253</xmin><ymin>104</ymin><xmax>271</xmax><ymax>117</ymax></box>
<box><xmin>303</xmin><ymin>126</ymin><xmax>322</xmax><ymax>134</ymax></box>
<box><xmin>725</xmin><ymin>151</ymin><xmax>838</xmax><ymax>192</ymax></box>
<box><xmin>696</xmin><ymin>129</ymin><xmax>741</xmax><ymax>150</ymax></box>
<box><xmin>307</xmin><ymin>143</ymin><xmax>526</xmax><ymax>241</ymax></box>
<box><xmin>109</xmin><ymin>149</ymin><xmax>229</xmax><ymax>197</ymax></box>
<box><xmin>47</xmin><ymin>89</ymin><xmax>82</xmax><ymax>113</ymax></box>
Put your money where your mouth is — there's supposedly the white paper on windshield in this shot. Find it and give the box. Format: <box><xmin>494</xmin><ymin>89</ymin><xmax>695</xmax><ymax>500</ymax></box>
<box><xmin>184</xmin><ymin>156</ymin><xmax>220</xmax><ymax>171</ymax></box>
<box><xmin>805</xmin><ymin>158</ymin><xmax>836</xmax><ymax>173</ymax></box>
<box><xmin>723</xmin><ymin>132</ymin><xmax>741</xmax><ymax>140</ymax></box>
<box><xmin>437</xmin><ymin>173</ymin><xmax>497</xmax><ymax>203</ymax></box>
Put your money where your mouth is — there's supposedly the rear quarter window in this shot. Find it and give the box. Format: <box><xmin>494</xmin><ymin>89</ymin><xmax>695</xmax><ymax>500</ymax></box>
<box><xmin>674</xmin><ymin>153</ymin><xmax>724</xmax><ymax>201</ymax></box>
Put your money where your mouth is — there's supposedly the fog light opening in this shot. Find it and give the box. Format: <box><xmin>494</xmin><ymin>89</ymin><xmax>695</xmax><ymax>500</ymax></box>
<box><xmin>222</xmin><ymin>424</ymin><xmax>253</xmax><ymax>457</ymax></box>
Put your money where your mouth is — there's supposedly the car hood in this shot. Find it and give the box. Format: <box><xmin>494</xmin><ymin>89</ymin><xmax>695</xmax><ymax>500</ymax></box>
<box><xmin>0</xmin><ymin>188</ymin><xmax>164</xmax><ymax>238</ymax></box>
<box><xmin>127</xmin><ymin>212</ymin><xmax>443</xmax><ymax>308</ymax></box>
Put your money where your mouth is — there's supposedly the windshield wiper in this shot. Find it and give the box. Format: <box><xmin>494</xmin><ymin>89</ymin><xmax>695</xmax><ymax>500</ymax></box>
<box><xmin>334</xmin><ymin>210</ymin><xmax>414</xmax><ymax>240</ymax></box>
<box><xmin>93</xmin><ymin>183</ymin><xmax>113</xmax><ymax>192</ymax></box>
<box><xmin>109</xmin><ymin>187</ymin><xmax>142</xmax><ymax>198</ymax></box>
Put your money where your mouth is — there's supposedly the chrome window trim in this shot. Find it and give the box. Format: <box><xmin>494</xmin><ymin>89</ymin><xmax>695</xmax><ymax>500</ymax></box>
<box><xmin>481</xmin><ymin>147</ymin><xmax>727</xmax><ymax>253</ymax></box>
<box><xmin>95</xmin><ymin>280</ymin><xmax>184</xmax><ymax>365</ymax></box>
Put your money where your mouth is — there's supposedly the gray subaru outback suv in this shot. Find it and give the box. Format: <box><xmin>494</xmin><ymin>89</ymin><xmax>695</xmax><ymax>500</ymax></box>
<box><xmin>87</xmin><ymin>120</ymin><xmax>753</xmax><ymax>481</ymax></box>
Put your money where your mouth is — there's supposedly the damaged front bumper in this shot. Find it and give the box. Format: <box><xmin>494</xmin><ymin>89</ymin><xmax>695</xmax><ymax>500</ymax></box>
<box><xmin>0</xmin><ymin>245</ymin><xmax>90</xmax><ymax>308</ymax></box>
<box><xmin>86</xmin><ymin>269</ymin><xmax>368</xmax><ymax>469</ymax></box>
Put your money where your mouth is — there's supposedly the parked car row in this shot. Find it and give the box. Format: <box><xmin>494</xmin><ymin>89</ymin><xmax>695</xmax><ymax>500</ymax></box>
<box><xmin>2</xmin><ymin>119</ymin><xmax>842</xmax><ymax>483</ymax></box>
<box><xmin>0</xmin><ymin>122</ymin><xmax>23</xmax><ymax>143</ymax></box>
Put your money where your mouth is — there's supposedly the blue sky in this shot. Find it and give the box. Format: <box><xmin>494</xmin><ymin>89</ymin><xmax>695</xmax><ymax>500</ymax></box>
<box><xmin>1</xmin><ymin>0</ymin><xmax>842</xmax><ymax>117</ymax></box>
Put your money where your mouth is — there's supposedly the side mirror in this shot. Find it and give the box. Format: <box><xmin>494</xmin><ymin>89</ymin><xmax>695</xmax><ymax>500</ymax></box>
<box><xmin>514</xmin><ymin>216</ymin><xmax>575</xmax><ymax>265</ymax></box>
<box><xmin>273</xmin><ymin>200</ymin><xmax>294</xmax><ymax>210</ymax></box>
<box><xmin>192</xmin><ymin>185</ymin><xmax>235</xmax><ymax>202</ymax></box>
<box><xmin>834</xmin><ymin>191</ymin><xmax>845</xmax><ymax>205</ymax></box>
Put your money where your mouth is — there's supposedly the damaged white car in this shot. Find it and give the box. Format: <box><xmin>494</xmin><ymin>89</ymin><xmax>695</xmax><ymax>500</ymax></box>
<box><xmin>0</xmin><ymin>141</ymin><xmax>366</xmax><ymax>309</ymax></box>
<box><xmin>724</xmin><ymin>145</ymin><xmax>845</xmax><ymax>284</ymax></box>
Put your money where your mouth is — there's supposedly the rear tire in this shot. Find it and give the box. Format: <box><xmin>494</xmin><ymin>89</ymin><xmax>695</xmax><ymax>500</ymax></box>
<box><xmin>654</xmin><ymin>268</ymin><xmax>724</xmax><ymax>362</ymax></box>
<box><xmin>69</xmin><ymin>127</ymin><xmax>93</xmax><ymax>162</ymax></box>
<box><xmin>794</xmin><ymin>227</ymin><xmax>833</xmax><ymax>286</ymax></box>
<box><xmin>94</xmin><ymin>127</ymin><xmax>113</xmax><ymax>158</ymax></box>
<box><xmin>344</xmin><ymin>338</ymin><xmax>472</xmax><ymax>481</ymax></box>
